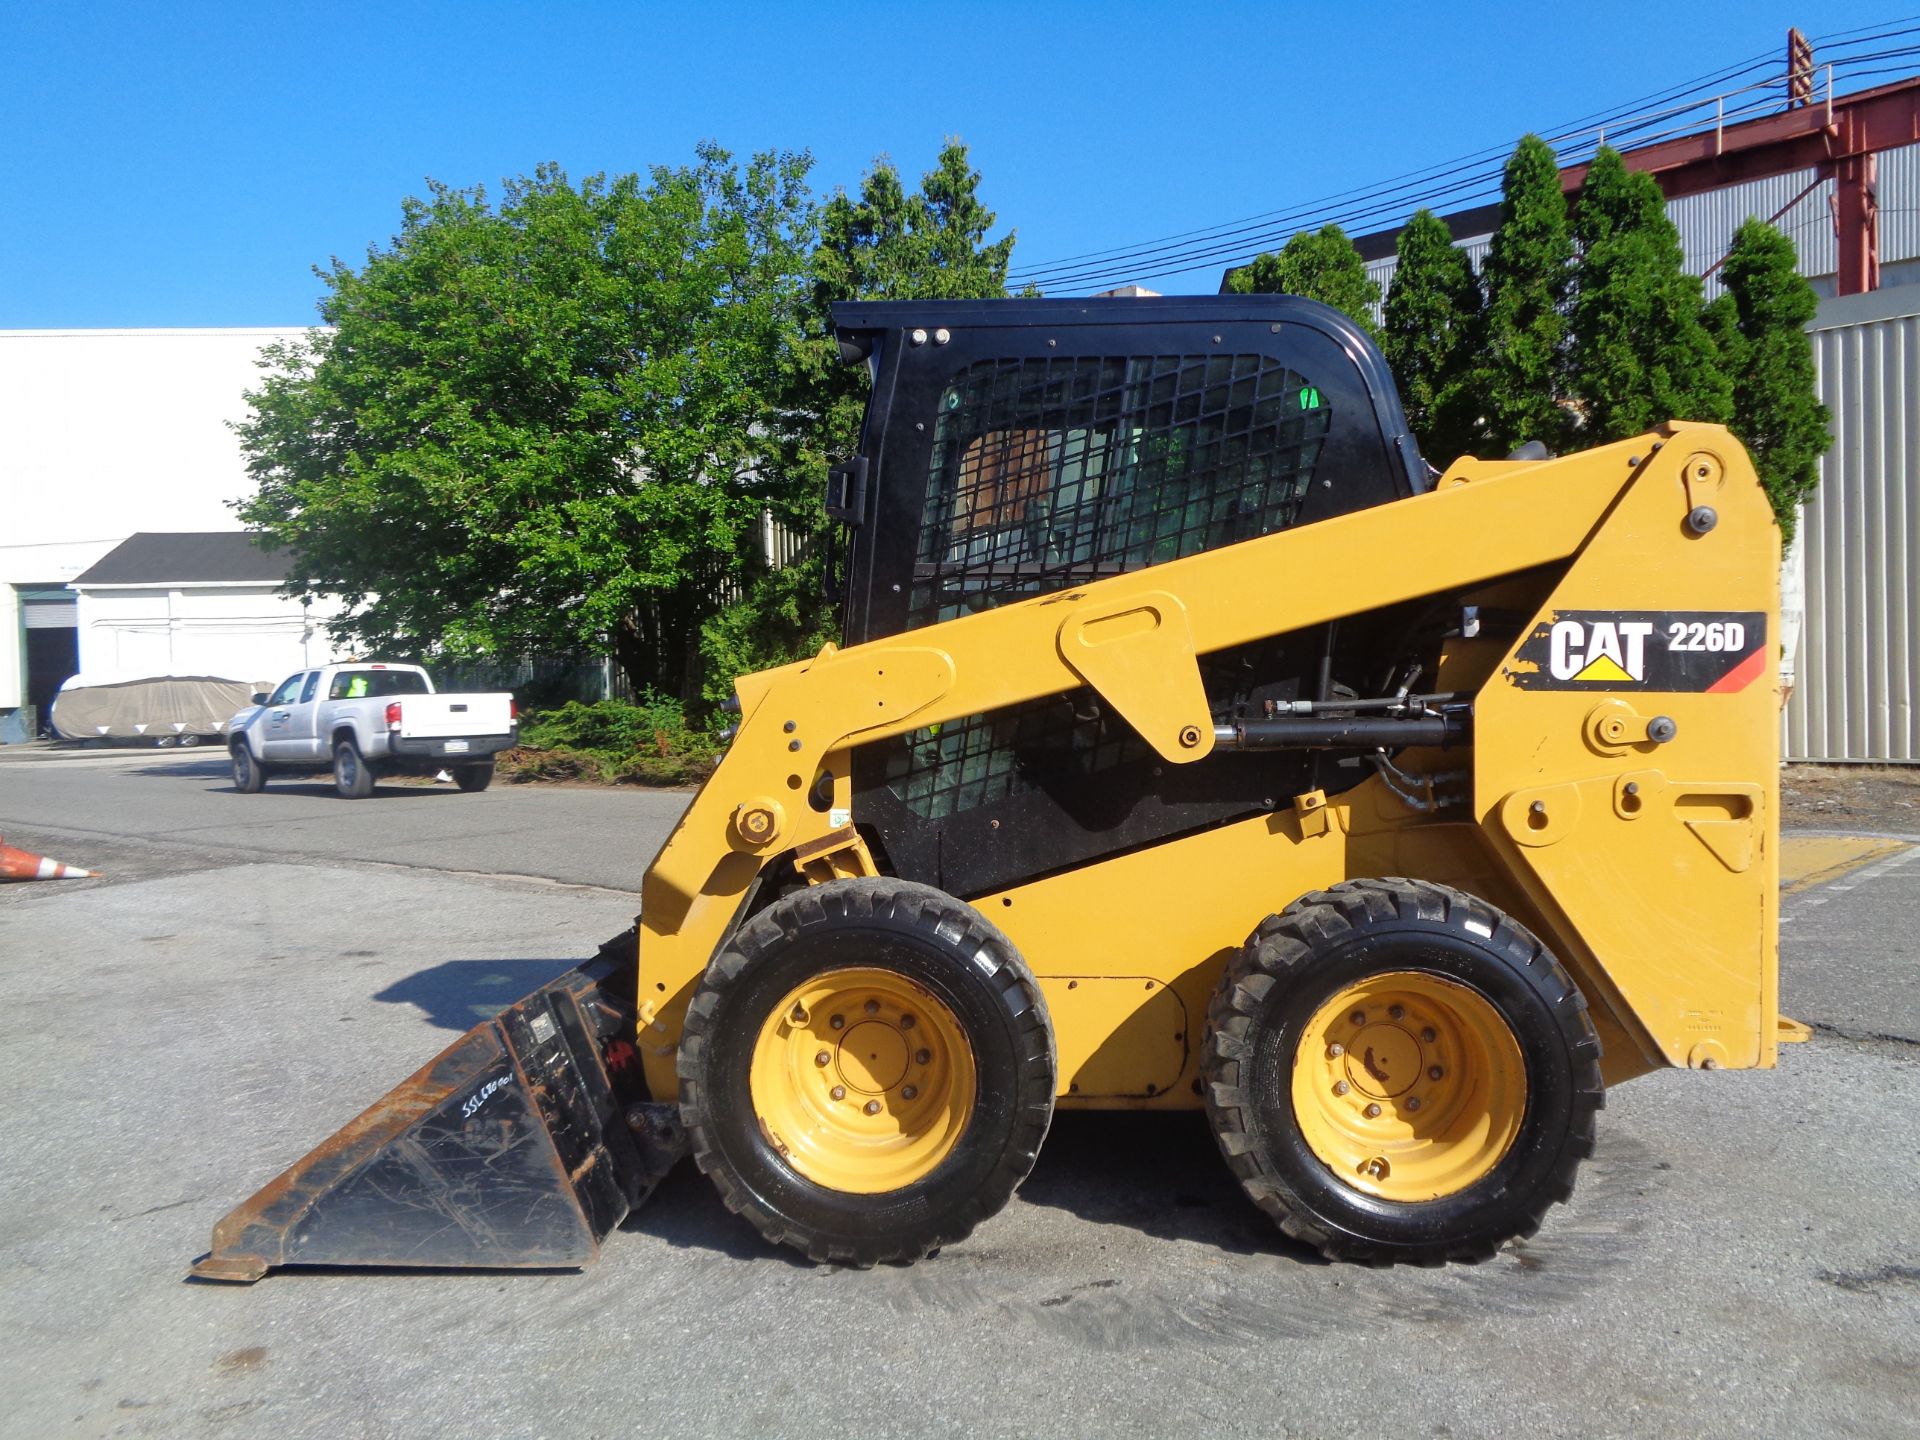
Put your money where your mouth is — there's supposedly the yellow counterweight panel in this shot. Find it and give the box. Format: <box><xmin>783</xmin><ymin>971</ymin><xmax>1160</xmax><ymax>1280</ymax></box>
<box><xmin>1472</xmin><ymin>427</ymin><xmax>1782</xmax><ymax>1073</ymax></box>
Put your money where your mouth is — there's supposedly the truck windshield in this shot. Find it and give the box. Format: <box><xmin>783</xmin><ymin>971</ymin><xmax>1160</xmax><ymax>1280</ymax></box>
<box><xmin>328</xmin><ymin>670</ymin><xmax>431</xmax><ymax>700</ymax></box>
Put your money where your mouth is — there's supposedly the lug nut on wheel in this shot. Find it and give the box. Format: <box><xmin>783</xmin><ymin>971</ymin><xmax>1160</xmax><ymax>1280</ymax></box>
<box><xmin>1333</xmin><ymin>1080</ymin><xmax>1350</xmax><ymax>1096</ymax></box>
<box><xmin>1327</xmin><ymin>1042</ymin><xmax>1345</xmax><ymax>1058</ymax></box>
<box><xmin>864</xmin><ymin>1100</ymin><xmax>882</xmax><ymax>1116</ymax></box>
<box><xmin>900</xmin><ymin>1015</ymin><xmax>915</xmax><ymax>1030</ymax></box>
<box><xmin>1429</xmin><ymin>1065</ymin><xmax>1444</xmax><ymax>1080</ymax></box>
<box><xmin>901</xmin><ymin>1085</ymin><xmax>917</xmax><ymax>1100</ymax></box>
<box><xmin>864</xmin><ymin>1000</ymin><xmax>880</xmax><ymax>1015</ymax></box>
<box><xmin>830</xmin><ymin>1085</ymin><xmax>846</xmax><ymax>1101</ymax></box>
<box><xmin>830</xmin><ymin>1015</ymin><xmax>844</xmax><ymax>1030</ymax></box>
<box><xmin>1389</xmin><ymin>1005</ymin><xmax>1404</xmax><ymax>1020</ymax></box>
<box><xmin>915</xmin><ymin>1049</ymin><xmax>931</xmax><ymax>1065</ymax></box>
<box><xmin>814</xmin><ymin>1051</ymin><xmax>831</xmax><ymax>1066</ymax></box>
<box><xmin>1364</xmin><ymin>1103</ymin><xmax>1382</xmax><ymax>1118</ymax></box>
<box><xmin>1421</xmin><ymin>1027</ymin><xmax>1437</xmax><ymax>1043</ymax></box>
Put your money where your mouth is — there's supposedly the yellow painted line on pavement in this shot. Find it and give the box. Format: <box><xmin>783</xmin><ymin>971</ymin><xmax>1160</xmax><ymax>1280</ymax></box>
<box><xmin>1780</xmin><ymin>834</ymin><xmax>1912</xmax><ymax>896</ymax></box>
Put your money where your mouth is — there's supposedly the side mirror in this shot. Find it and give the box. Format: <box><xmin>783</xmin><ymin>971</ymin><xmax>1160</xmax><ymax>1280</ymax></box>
<box><xmin>824</xmin><ymin>455</ymin><xmax>869</xmax><ymax>526</ymax></box>
<box><xmin>251</xmin><ymin>693</ymin><xmax>269</xmax><ymax>706</ymax></box>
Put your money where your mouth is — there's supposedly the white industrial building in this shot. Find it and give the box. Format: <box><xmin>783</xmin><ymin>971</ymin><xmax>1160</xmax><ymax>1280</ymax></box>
<box><xmin>0</xmin><ymin>327</ymin><xmax>345</xmax><ymax>741</ymax></box>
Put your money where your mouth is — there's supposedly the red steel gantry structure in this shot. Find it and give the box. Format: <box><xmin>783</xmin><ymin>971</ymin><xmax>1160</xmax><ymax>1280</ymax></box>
<box><xmin>1563</xmin><ymin>72</ymin><xmax>1920</xmax><ymax>297</ymax></box>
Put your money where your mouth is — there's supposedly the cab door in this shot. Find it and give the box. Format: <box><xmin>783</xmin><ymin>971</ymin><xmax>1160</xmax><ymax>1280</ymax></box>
<box><xmin>285</xmin><ymin>669</ymin><xmax>328</xmax><ymax>760</ymax></box>
<box><xmin>260</xmin><ymin>671</ymin><xmax>313</xmax><ymax>759</ymax></box>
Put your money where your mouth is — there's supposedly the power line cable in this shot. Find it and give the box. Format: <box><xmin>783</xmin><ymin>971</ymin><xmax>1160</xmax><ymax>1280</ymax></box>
<box><xmin>1006</xmin><ymin>40</ymin><xmax>1787</xmax><ymax>282</ymax></box>
<box><xmin>1016</xmin><ymin>58</ymin><xmax>1889</xmax><ymax>290</ymax></box>
<box><xmin>1010</xmin><ymin>20</ymin><xmax>1920</xmax><ymax>293</ymax></box>
<box><xmin>1026</xmin><ymin>50</ymin><xmax>1913</xmax><ymax>291</ymax></box>
<box><xmin>1006</xmin><ymin>39</ymin><xmax>1808</xmax><ymax>283</ymax></box>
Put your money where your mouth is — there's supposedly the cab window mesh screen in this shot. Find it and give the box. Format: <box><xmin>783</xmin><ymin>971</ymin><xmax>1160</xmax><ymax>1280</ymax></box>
<box><xmin>910</xmin><ymin>352</ymin><xmax>1331</xmax><ymax>629</ymax></box>
<box><xmin>878</xmin><ymin>351</ymin><xmax>1331</xmax><ymax>822</ymax></box>
<box><xmin>876</xmin><ymin>659</ymin><xmax>1245</xmax><ymax>821</ymax></box>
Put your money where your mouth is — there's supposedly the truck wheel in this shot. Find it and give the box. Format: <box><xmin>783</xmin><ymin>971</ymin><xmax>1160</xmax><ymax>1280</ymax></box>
<box><xmin>1203</xmin><ymin>878</ymin><xmax>1602</xmax><ymax>1265</ymax></box>
<box><xmin>453</xmin><ymin>762</ymin><xmax>494</xmax><ymax>792</ymax></box>
<box><xmin>678</xmin><ymin>877</ymin><xmax>1055</xmax><ymax>1266</ymax></box>
<box><xmin>230</xmin><ymin>744</ymin><xmax>267</xmax><ymax>794</ymax></box>
<box><xmin>333</xmin><ymin>737</ymin><xmax>375</xmax><ymax>798</ymax></box>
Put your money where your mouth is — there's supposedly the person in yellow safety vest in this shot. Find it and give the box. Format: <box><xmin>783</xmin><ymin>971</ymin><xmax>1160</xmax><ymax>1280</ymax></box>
<box><xmin>345</xmin><ymin>674</ymin><xmax>368</xmax><ymax>698</ymax></box>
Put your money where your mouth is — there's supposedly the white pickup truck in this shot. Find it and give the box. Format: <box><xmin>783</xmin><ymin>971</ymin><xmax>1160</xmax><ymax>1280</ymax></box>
<box><xmin>227</xmin><ymin>663</ymin><xmax>517</xmax><ymax>798</ymax></box>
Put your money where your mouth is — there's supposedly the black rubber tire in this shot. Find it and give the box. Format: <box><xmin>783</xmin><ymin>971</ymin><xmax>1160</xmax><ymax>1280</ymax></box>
<box><xmin>678</xmin><ymin>877</ymin><xmax>1056</xmax><ymax>1266</ymax></box>
<box><xmin>333</xmin><ymin>737</ymin><xmax>375</xmax><ymax>798</ymax></box>
<box><xmin>1203</xmin><ymin>878</ymin><xmax>1603</xmax><ymax>1265</ymax></box>
<box><xmin>453</xmin><ymin>761</ymin><xmax>495</xmax><ymax>792</ymax></box>
<box><xmin>230</xmin><ymin>743</ymin><xmax>267</xmax><ymax>793</ymax></box>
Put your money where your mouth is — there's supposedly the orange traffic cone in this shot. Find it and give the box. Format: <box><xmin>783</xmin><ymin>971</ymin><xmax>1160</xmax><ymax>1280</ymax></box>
<box><xmin>0</xmin><ymin>836</ymin><xmax>99</xmax><ymax>881</ymax></box>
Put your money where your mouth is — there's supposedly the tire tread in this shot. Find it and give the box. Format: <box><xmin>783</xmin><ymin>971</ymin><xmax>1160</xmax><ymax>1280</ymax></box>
<box><xmin>678</xmin><ymin>877</ymin><xmax>1055</xmax><ymax>1267</ymax></box>
<box><xmin>1202</xmin><ymin>877</ymin><xmax>1603</xmax><ymax>1265</ymax></box>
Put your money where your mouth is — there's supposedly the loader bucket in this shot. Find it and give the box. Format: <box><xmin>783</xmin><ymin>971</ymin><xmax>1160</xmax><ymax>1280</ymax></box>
<box><xmin>191</xmin><ymin>936</ymin><xmax>683</xmax><ymax>1282</ymax></box>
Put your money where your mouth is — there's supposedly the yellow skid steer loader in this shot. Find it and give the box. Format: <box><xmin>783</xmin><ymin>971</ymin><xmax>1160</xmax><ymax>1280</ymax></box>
<box><xmin>194</xmin><ymin>296</ymin><xmax>1792</xmax><ymax>1278</ymax></box>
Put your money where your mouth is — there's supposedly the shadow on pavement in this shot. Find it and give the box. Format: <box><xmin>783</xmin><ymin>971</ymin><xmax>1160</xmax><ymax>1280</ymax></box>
<box><xmin>365</xmin><ymin>958</ymin><xmax>1305</xmax><ymax>1264</ymax></box>
<box><xmin>372</xmin><ymin>957</ymin><xmax>586</xmax><ymax>1031</ymax></box>
<box><xmin>616</xmin><ymin>1113</ymin><xmax>1293</xmax><ymax>1267</ymax></box>
<box><xmin>124</xmin><ymin>759</ymin><xmax>231</xmax><ymax>778</ymax></box>
<box><xmin>215</xmin><ymin>781</ymin><xmax>460</xmax><ymax>799</ymax></box>
<box><xmin>619</xmin><ymin>1165</ymin><xmax>816</xmax><ymax>1265</ymax></box>
<box><xmin>114</xmin><ymin>756</ymin><xmax>470</xmax><ymax>800</ymax></box>
<box><xmin>1016</xmin><ymin>1110</ymin><xmax>1311</xmax><ymax>1261</ymax></box>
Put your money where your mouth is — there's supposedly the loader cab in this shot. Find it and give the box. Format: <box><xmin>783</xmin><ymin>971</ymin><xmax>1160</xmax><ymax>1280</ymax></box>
<box><xmin>829</xmin><ymin>296</ymin><xmax>1428</xmax><ymax>647</ymax></box>
<box><xmin>827</xmin><ymin>296</ymin><xmax>1433</xmax><ymax>898</ymax></box>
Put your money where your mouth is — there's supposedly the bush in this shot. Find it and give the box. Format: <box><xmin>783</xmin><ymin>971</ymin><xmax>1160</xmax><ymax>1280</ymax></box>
<box><xmin>505</xmin><ymin>696</ymin><xmax>722</xmax><ymax>788</ymax></box>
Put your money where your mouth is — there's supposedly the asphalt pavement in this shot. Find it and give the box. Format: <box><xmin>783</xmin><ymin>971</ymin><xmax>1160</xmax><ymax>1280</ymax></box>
<box><xmin>1</xmin><ymin>747</ymin><xmax>1915</xmax><ymax>1440</ymax></box>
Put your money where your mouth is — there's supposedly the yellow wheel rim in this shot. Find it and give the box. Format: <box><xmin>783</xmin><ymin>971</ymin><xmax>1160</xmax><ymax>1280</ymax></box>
<box><xmin>749</xmin><ymin>967</ymin><xmax>976</xmax><ymax>1194</ymax></box>
<box><xmin>1291</xmin><ymin>971</ymin><xmax>1526</xmax><ymax>1202</ymax></box>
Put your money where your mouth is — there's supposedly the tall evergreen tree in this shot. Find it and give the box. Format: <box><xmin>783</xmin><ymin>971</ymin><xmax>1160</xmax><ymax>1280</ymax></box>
<box><xmin>1703</xmin><ymin>219</ymin><xmax>1832</xmax><ymax>542</ymax></box>
<box><xmin>782</xmin><ymin>141</ymin><xmax>1015</xmax><ymax>490</ymax></box>
<box><xmin>1477</xmin><ymin>134</ymin><xmax>1575</xmax><ymax>454</ymax></box>
<box><xmin>1381</xmin><ymin>208</ymin><xmax>1482</xmax><ymax>464</ymax></box>
<box><xmin>721</xmin><ymin>141</ymin><xmax>1018</xmax><ymax>700</ymax></box>
<box><xmin>1228</xmin><ymin>224</ymin><xmax>1382</xmax><ymax>339</ymax></box>
<box><xmin>1568</xmin><ymin>146</ymin><xmax>1731</xmax><ymax>440</ymax></box>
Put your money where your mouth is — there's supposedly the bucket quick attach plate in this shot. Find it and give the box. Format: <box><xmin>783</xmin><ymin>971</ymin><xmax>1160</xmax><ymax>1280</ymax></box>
<box><xmin>191</xmin><ymin>937</ymin><xmax>679</xmax><ymax>1282</ymax></box>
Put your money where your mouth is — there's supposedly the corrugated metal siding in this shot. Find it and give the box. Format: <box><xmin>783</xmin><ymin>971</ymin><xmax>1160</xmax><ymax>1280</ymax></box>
<box><xmin>1668</xmin><ymin>167</ymin><xmax>1834</xmax><ymax>299</ymax></box>
<box><xmin>1787</xmin><ymin>296</ymin><xmax>1920</xmax><ymax>762</ymax></box>
<box><xmin>1880</xmin><ymin>141</ymin><xmax>1920</xmax><ymax>267</ymax></box>
<box><xmin>1369</xmin><ymin>238</ymin><xmax>1488</xmax><ymax>298</ymax></box>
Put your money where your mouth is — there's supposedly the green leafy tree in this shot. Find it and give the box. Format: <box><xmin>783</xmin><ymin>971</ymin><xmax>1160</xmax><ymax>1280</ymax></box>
<box><xmin>785</xmin><ymin>140</ymin><xmax>1016</xmax><ymax>492</ymax></box>
<box><xmin>1569</xmin><ymin>146</ymin><xmax>1731</xmax><ymax>441</ymax></box>
<box><xmin>1228</xmin><ymin>224</ymin><xmax>1382</xmax><ymax>340</ymax></box>
<box><xmin>1477</xmin><ymin>134</ymin><xmax>1575</xmax><ymax>454</ymax></box>
<box><xmin>1381</xmin><ymin>208</ymin><xmax>1483</xmax><ymax>464</ymax></box>
<box><xmin>705</xmin><ymin>141</ymin><xmax>1019</xmax><ymax>702</ymax></box>
<box><xmin>235</xmin><ymin>147</ymin><xmax>817</xmax><ymax>702</ymax></box>
<box><xmin>1703</xmin><ymin>218</ymin><xmax>1832</xmax><ymax>542</ymax></box>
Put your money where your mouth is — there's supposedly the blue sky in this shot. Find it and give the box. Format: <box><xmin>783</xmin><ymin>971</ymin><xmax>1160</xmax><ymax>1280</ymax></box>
<box><xmin>0</xmin><ymin>1</ymin><xmax>1868</xmax><ymax>327</ymax></box>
